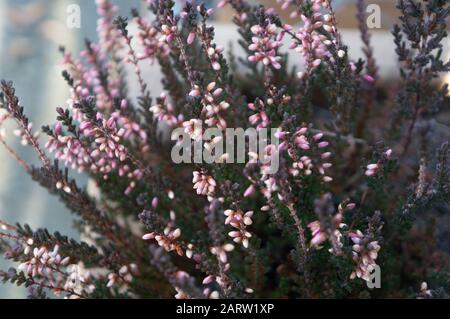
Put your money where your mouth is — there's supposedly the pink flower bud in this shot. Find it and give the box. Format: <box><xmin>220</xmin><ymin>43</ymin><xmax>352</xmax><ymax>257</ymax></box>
<box><xmin>142</xmin><ymin>233</ymin><xmax>155</xmax><ymax>240</ymax></box>
<box><xmin>187</xmin><ymin>32</ymin><xmax>196</xmax><ymax>45</ymax></box>
<box><xmin>202</xmin><ymin>275</ymin><xmax>215</xmax><ymax>285</ymax></box>
<box><xmin>363</xmin><ymin>74</ymin><xmax>375</xmax><ymax>83</ymax></box>
<box><xmin>152</xmin><ymin>197</ymin><xmax>159</xmax><ymax>208</ymax></box>
<box><xmin>217</xmin><ymin>0</ymin><xmax>226</xmax><ymax>8</ymax></box>
<box><xmin>212</xmin><ymin>61</ymin><xmax>221</xmax><ymax>71</ymax></box>
<box><xmin>244</xmin><ymin>185</ymin><xmax>255</xmax><ymax>197</ymax></box>
<box><xmin>385</xmin><ymin>149</ymin><xmax>393</xmax><ymax>158</ymax></box>
<box><xmin>312</xmin><ymin>59</ymin><xmax>322</xmax><ymax>67</ymax></box>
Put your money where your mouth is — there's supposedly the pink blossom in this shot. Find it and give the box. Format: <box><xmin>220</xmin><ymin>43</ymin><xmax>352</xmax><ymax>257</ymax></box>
<box><xmin>193</xmin><ymin>170</ymin><xmax>217</xmax><ymax>199</ymax></box>
<box><xmin>349</xmin><ymin>231</ymin><xmax>381</xmax><ymax>282</ymax></box>
<box><xmin>248</xmin><ymin>23</ymin><xmax>283</xmax><ymax>70</ymax></box>
<box><xmin>224</xmin><ymin>209</ymin><xmax>254</xmax><ymax>248</ymax></box>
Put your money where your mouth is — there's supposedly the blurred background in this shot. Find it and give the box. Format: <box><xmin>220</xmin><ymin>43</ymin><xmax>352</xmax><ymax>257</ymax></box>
<box><xmin>0</xmin><ymin>0</ymin><xmax>448</xmax><ymax>298</ymax></box>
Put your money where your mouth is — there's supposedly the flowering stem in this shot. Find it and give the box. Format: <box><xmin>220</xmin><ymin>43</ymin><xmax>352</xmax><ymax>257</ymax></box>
<box><xmin>115</xmin><ymin>17</ymin><xmax>150</xmax><ymax>100</ymax></box>
<box><xmin>1</xmin><ymin>81</ymin><xmax>51</xmax><ymax>169</ymax></box>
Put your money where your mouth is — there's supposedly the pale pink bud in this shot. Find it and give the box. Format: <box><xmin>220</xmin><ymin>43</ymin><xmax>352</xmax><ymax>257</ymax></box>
<box><xmin>385</xmin><ymin>149</ymin><xmax>393</xmax><ymax>158</ymax></box>
<box><xmin>142</xmin><ymin>233</ymin><xmax>155</xmax><ymax>240</ymax></box>
<box><xmin>363</xmin><ymin>74</ymin><xmax>375</xmax><ymax>83</ymax></box>
<box><xmin>202</xmin><ymin>275</ymin><xmax>215</xmax><ymax>285</ymax></box>
<box><xmin>187</xmin><ymin>32</ymin><xmax>196</xmax><ymax>45</ymax></box>
<box><xmin>312</xmin><ymin>59</ymin><xmax>322</xmax><ymax>67</ymax></box>
<box><xmin>212</xmin><ymin>61</ymin><xmax>221</xmax><ymax>71</ymax></box>
<box><xmin>313</xmin><ymin>133</ymin><xmax>323</xmax><ymax>141</ymax></box>
<box><xmin>318</xmin><ymin>141</ymin><xmax>329</xmax><ymax>148</ymax></box>
<box><xmin>244</xmin><ymin>185</ymin><xmax>255</xmax><ymax>197</ymax></box>
<box><xmin>152</xmin><ymin>197</ymin><xmax>159</xmax><ymax>209</ymax></box>
<box><xmin>217</xmin><ymin>1</ymin><xmax>226</xmax><ymax>8</ymax></box>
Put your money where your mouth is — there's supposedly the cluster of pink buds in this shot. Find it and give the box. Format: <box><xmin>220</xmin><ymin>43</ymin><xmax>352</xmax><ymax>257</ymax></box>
<box><xmin>17</xmin><ymin>243</ymin><xmax>95</xmax><ymax>298</ymax></box>
<box><xmin>188</xmin><ymin>81</ymin><xmax>229</xmax><ymax>129</ymax></box>
<box><xmin>150</xmin><ymin>93</ymin><xmax>183</xmax><ymax>127</ymax></box>
<box><xmin>308</xmin><ymin>201</ymin><xmax>355</xmax><ymax>249</ymax></box>
<box><xmin>277</xmin><ymin>0</ymin><xmax>337</xmax><ymax>22</ymax></box>
<box><xmin>210</xmin><ymin>243</ymin><xmax>235</xmax><ymax>265</ymax></box>
<box><xmin>277</xmin><ymin>127</ymin><xmax>333</xmax><ymax>182</ymax></box>
<box><xmin>66</xmin><ymin>0</ymin><xmax>126</xmax><ymax>106</ymax></box>
<box><xmin>19</xmin><ymin>243</ymin><xmax>71</xmax><ymax>277</ymax></box>
<box><xmin>182</xmin><ymin>118</ymin><xmax>203</xmax><ymax>141</ymax></box>
<box><xmin>308</xmin><ymin>221</ymin><xmax>327</xmax><ymax>248</ymax></box>
<box><xmin>143</xmin><ymin>211</ymin><xmax>197</xmax><ymax>258</ymax></box>
<box><xmin>83</xmin><ymin>115</ymin><xmax>128</xmax><ymax>155</ymax></box>
<box><xmin>206</xmin><ymin>46</ymin><xmax>224</xmax><ymax>71</ymax></box>
<box><xmin>248</xmin><ymin>99</ymin><xmax>270</xmax><ymax>131</ymax></box>
<box><xmin>80</xmin><ymin>43</ymin><xmax>115</xmax><ymax>110</ymax></box>
<box><xmin>45</xmin><ymin>123</ymin><xmax>90</xmax><ymax>172</ymax></box>
<box><xmin>349</xmin><ymin>230</ymin><xmax>381</xmax><ymax>282</ymax></box>
<box><xmin>106</xmin><ymin>263</ymin><xmax>139</xmax><ymax>288</ymax></box>
<box><xmin>0</xmin><ymin>222</ymin><xmax>95</xmax><ymax>299</ymax></box>
<box><xmin>119</xmin><ymin>120</ymin><xmax>148</xmax><ymax>148</ymax></box>
<box><xmin>61</xmin><ymin>54</ymin><xmax>91</xmax><ymax>115</ymax></box>
<box><xmin>172</xmin><ymin>270</ymin><xmax>219</xmax><ymax>299</ymax></box>
<box><xmin>134</xmin><ymin>14</ymin><xmax>170</xmax><ymax>63</ymax></box>
<box><xmin>159</xmin><ymin>24</ymin><xmax>177</xmax><ymax>43</ymax></box>
<box><xmin>46</xmin><ymin>108</ymin><xmax>146</xmax><ymax>195</ymax></box>
<box><xmin>96</xmin><ymin>0</ymin><xmax>121</xmax><ymax>59</ymax></box>
<box><xmin>143</xmin><ymin>228</ymin><xmax>184</xmax><ymax>256</ymax></box>
<box><xmin>185</xmin><ymin>5</ymin><xmax>224</xmax><ymax>71</ymax></box>
<box><xmin>224</xmin><ymin>209</ymin><xmax>253</xmax><ymax>248</ymax></box>
<box><xmin>175</xmin><ymin>277</ymin><xmax>218</xmax><ymax>299</ymax></box>
<box><xmin>261</xmin><ymin>176</ymin><xmax>279</xmax><ymax>199</ymax></box>
<box><xmin>283</xmin><ymin>1</ymin><xmax>337</xmax><ymax>76</ymax></box>
<box><xmin>202</xmin><ymin>274</ymin><xmax>226</xmax><ymax>294</ymax></box>
<box><xmin>199</xmin><ymin>264</ymin><xmax>222</xmax><ymax>299</ymax></box>
<box><xmin>193</xmin><ymin>170</ymin><xmax>217</xmax><ymax>201</ymax></box>
<box><xmin>245</xmin><ymin>147</ymin><xmax>279</xmax><ymax>199</ymax></box>
<box><xmin>365</xmin><ymin>149</ymin><xmax>393</xmax><ymax>176</ymax></box>
<box><xmin>68</xmin><ymin>2</ymin><xmax>122</xmax><ymax>108</ymax></box>
<box><xmin>248</xmin><ymin>23</ymin><xmax>284</xmax><ymax>69</ymax></box>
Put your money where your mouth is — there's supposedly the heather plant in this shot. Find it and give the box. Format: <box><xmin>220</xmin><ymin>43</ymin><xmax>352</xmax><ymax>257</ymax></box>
<box><xmin>0</xmin><ymin>0</ymin><xmax>449</xmax><ymax>299</ymax></box>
